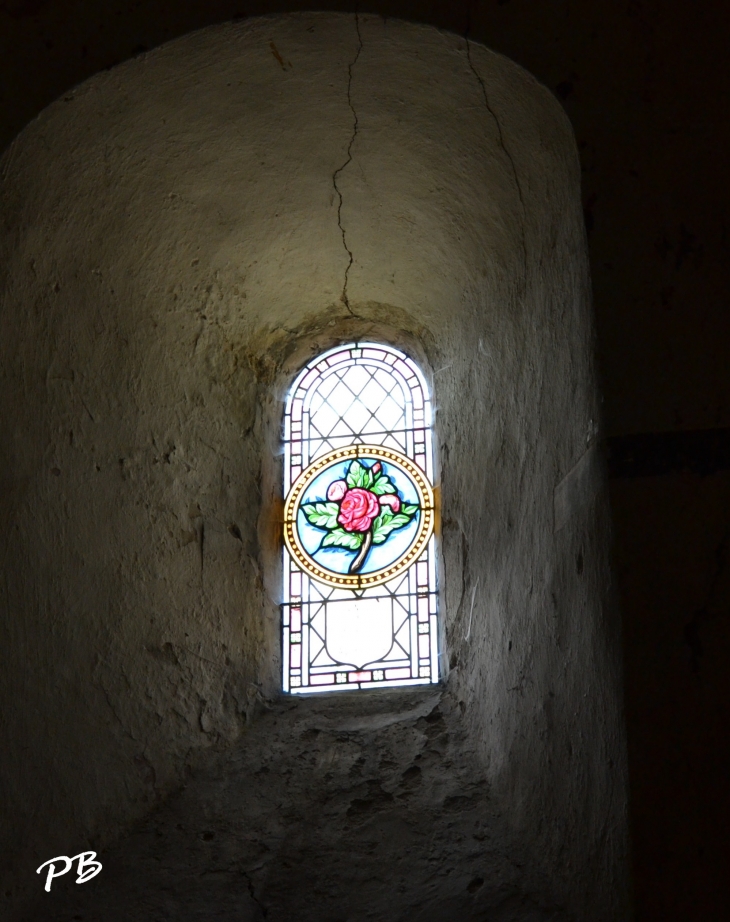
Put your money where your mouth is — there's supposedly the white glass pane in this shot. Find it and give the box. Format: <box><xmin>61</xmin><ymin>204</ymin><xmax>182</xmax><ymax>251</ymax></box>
<box><xmin>325</xmin><ymin>379</ymin><xmax>359</xmax><ymax>415</ymax></box>
<box><xmin>315</xmin><ymin>371</ymin><xmax>340</xmax><ymax>399</ymax></box>
<box><xmin>371</xmin><ymin>394</ymin><xmax>404</xmax><ymax>431</ymax></box>
<box><xmin>309</xmin><ymin>402</ymin><xmax>339</xmax><ymax>437</ymax></box>
<box><xmin>283</xmin><ymin>341</ymin><xmax>438</xmax><ymax>694</ymax></box>
<box><xmin>325</xmin><ymin>596</ymin><xmax>393</xmax><ymax>668</ymax></box>
<box><xmin>357</xmin><ymin>376</ymin><xmax>388</xmax><ymax>411</ymax></box>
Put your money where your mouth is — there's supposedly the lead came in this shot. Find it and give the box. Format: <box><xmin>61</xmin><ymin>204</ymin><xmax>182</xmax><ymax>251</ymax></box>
<box><xmin>281</xmin><ymin>342</ymin><xmax>440</xmax><ymax>693</ymax></box>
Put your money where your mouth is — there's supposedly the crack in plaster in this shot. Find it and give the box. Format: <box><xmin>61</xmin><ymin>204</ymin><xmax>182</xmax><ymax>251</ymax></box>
<box><xmin>464</xmin><ymin>27</ymin><xmax>528</xmax><ymax>269</ymax></box>
<box><xmin>332</xmin><ymin>12</ymin><xmax>363</xmax><ymax>316</ymax></box>
<box><xmin>245</xmin><ymin>871</ymin><xmax>269</xmax><ymax>919</ymax></box>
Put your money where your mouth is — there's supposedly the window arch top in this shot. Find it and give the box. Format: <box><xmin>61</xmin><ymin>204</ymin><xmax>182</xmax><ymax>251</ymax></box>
<box><xmin>283</xmin><ymin>342</ymin><xmax>433</xmax><ymax>492</ymax></box>
<box><xmin>281</xmin><ymin>342</ymin><xmax>439</xmax><ymax>694</ymax></box>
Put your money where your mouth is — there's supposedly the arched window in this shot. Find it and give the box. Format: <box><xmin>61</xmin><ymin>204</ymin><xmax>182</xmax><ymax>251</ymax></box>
<box><xmin>281</xmin><ymin>342</ymin><xmax>439</xmax><ymax>693</ymax></box>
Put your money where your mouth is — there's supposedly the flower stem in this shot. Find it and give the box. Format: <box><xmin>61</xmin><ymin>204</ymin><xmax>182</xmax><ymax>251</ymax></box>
<box><xmin>349</xmin><ymin>529</ymin><xmax>372</xmax><ymax>574</ymax></box>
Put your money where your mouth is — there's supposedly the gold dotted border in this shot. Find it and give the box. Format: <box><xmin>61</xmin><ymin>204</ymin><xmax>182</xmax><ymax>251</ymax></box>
<box><xmin>283</xmin><ymin>445</ymin><xmax>435</xmax><ymax>589</ymax></box>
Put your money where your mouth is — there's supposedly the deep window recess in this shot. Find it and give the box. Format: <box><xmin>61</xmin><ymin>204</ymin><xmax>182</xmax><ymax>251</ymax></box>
<box><xmin>282</xmin><ymin>342</ymin><xmax>439</xmax><ymax>694</ymax></box>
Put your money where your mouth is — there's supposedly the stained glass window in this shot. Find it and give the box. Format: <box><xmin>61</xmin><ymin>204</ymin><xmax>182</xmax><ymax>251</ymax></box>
<box><xmin>282</xmin><ymin>342</ymin><xmax>439</xmax><ymax>694</ymax></box>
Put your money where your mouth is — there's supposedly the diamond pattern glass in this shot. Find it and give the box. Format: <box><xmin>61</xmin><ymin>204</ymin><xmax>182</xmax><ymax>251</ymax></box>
<box><xmin>282</xmin><ymin>342</ymin><xmax>438</xmax><ymax>693</ymax></box>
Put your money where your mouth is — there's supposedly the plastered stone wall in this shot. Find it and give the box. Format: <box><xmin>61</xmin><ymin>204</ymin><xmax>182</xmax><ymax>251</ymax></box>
<box><xmin>0</xmin><ymin>13</ymin><xmax>629</xmax><ymax>919</ymax></box>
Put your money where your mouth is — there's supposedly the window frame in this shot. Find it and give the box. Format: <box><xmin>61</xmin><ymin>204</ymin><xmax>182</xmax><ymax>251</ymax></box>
<box><xmin>280</xmin><ymin>341</ymin><xmax>441</xmax><ymax>695</ymax></box>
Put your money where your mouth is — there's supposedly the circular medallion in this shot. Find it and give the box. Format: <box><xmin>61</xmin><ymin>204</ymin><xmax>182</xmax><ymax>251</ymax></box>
<box><xmin>284</xmin><ymin>445</ymin><xmax>435</xmax><ymax>588</ymax></box>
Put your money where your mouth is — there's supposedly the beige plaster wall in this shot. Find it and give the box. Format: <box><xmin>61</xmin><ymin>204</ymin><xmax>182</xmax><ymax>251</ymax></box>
<box><xmin>0</xmin><ymin>14</ymin><xmax>628</xmax><ymax>919</ymax></box>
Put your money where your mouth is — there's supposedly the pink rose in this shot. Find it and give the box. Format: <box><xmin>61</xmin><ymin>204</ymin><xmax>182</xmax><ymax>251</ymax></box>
<box><xmin>338</xmin><ymin>488</ymin><xmax>380</xmax><ymax>533</ymax></box>
<box><xmin>378</xmin><ymin>494</ymin><xmax>401</xmax><ymax>513</ymax></box>
<box><xmin>327</xmin><ymin>479</ymin><xmax>348</xmax><ymax>501</ymax></box>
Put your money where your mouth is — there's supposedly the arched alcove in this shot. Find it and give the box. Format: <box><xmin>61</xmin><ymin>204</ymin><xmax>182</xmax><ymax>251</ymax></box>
<box><xmin>0</xmin><ymin>13</ymin><xmax>629</xmax><ymax>920</ymax></box>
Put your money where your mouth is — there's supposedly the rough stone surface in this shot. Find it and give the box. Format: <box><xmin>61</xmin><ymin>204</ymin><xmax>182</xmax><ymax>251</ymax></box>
<box><xmin>0</xmin><ymin>13</ymin><xmax>628</xmax><ymax>920</ymax></box>
<box><xmin>29</xmin><ymin>690</ymin><xmax>576</xmax><ymax>921</ymax></box>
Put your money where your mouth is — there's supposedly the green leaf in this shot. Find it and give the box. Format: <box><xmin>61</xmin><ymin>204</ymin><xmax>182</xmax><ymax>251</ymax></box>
<box><xmin>370</xmin><ymin>510</ymin><xmax>393</xmax><ymax>544</ymax></box>
<box><xmin>371</xmin><ymin>476</ymin><xmax>396</xmax><ymax>495</ymax></box>
<box><xmin>401</xmin><ymin>504</ymin><xmax>419</xmax><ymax>517</ymax></box>
<box><xmin>346</xmin><ymin>460</ymin><xmax>366</xmax><ymax>488</ymax></box>
<box><xmin>370</xmin><ymin>513</ymin><xmax>387</xmax><ymax>544</ymax></box>
<box><xmin>387</xmin><ymin>512</ymin><xmax>412</xmax><ymax>529</ymax></box>
<box><xmin>321</xmin><ymin>527</ymin><xmax>363</xmax><ymax>550</ymax></box>
<box><xmin>372</xmin><ymin>511</ymin><xmax>413</xmax><ymax>544</ymax></box>
<box><xmin>301</xmin><ymin>501</ymin><xmax>340</xmax><ymax>529</ymax></box>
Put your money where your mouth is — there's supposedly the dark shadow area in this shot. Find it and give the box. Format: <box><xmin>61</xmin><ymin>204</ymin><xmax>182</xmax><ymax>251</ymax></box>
<box><xmin>28</xmin><ymin>690</ymin><xmax>572</xmax><ymax>922</ymax></box>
